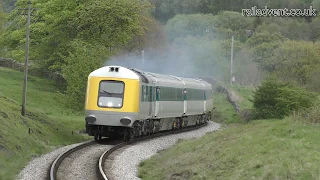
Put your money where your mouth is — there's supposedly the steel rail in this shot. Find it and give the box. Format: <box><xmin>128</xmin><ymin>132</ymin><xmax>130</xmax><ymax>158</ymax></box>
<box><xmin>97</xmin><ymin>122</ymin><xmax>208</xmax><ymax>180</ymax></box>
<box><xmin>48</xmin><ymin>141</ymin><xmax>97</xmax><ymax>180</ymax></box>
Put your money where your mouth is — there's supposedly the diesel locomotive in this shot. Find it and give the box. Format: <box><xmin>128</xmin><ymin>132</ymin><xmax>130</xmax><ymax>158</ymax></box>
<box><xmin>85</xmin><ymin>66</ymin><xmax>213</xmax><ymax>141</ymax></box>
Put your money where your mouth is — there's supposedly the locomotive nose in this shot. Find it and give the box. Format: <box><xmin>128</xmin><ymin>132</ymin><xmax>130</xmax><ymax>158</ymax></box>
<box><xmin>85</xmin><ymin>115</ymin><xmax>96</xmax><ymax>123</ymax></box>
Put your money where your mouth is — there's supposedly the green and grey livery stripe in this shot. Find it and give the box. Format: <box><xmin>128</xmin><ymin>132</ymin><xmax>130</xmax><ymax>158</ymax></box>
<box><xmin>141</xmin><ymin>85</ymin><xmax>212</xmax><ymax>102</ymax></box>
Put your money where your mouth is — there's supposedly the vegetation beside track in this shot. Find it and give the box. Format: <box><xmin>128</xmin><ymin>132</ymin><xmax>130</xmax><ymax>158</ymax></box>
<box><xmin>138</xmin><ymin>86</ymin><xmax>320</xmax><ymax>180</ymax></box>
<box><xmin>228</xmin><ymin>85</ymin><xmax>254</xmax><ymax>110</ymax></box>
<box><xmin>0</xmin><ymin>67</ymin><xmax>88</xmax><ymax>179</ymax></box>
<box><xmin>211</xmin><ymin>90</ymin><xmax>242</xmax><ymax>125</ymax></box>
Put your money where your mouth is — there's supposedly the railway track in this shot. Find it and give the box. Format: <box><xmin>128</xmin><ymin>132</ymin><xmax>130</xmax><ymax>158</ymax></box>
<box><xmin>48</xmin><ymin>139</ymin><xmax>120</xmax><ymax>180</ymax></box>
<box><xmin>49</xmin><ymin>141</ymin><xmax>96</xmax><ymax>180</ymax></box>
<box><xmin>98</xmin><ymin>123</ymin><xmax>207</xmax><ymax>180</ymax></box>
<box><xmin>48</xmin><ymin>123</ymin><xmax>207</xmax><ymax>180</ymax></box>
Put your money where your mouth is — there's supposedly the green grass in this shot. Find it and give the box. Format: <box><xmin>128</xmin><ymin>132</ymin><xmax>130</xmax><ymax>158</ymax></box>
<box><xmin>0</xmin><ymin>67</ymin><xmax>84</xmax><ymax>131</ymax></box>
<box><xmin>0</xmin><ymin>67</ymin><xmax>89</xmax><ymax>179</ymax></box>
<box><xmin>228</xmin><ymin>85</ymin><xmax>255</xmax><ymax>110</ymax></box>
<box><xmin>212</xmin><ymin>91</ymin><xmax>242</xmax><ymax>124</ymax></box>
<box><xmin>138</xmin><ymin>119</ymin><xmax>320</xmax><ymax>180</ymax></box>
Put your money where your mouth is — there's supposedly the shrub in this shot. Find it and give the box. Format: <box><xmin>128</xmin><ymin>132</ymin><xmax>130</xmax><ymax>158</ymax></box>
<box><xmin>252</xmin><ymin>76</ymin><xmax>317</xmax><ymax>119</ymax></box>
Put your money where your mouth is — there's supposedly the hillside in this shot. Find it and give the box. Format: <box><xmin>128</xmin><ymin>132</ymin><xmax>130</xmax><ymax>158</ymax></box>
<box><xmin>0</xmin><ymin>67</ymin><xmax>88</xmax><ymax>179</ymax></box>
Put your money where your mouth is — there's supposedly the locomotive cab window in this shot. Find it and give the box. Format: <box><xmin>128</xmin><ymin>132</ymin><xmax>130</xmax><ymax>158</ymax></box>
<box><xmin>98</xmin><ymin>80</ymin><xmax>124</xmax><ymax>108</ymax></box>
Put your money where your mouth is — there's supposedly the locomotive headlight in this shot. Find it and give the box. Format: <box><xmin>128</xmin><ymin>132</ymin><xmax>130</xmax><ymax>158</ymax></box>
<box><xmin>107</xmin><ymin>102</ymin><xmax>113</xmax><ymax>107</ymax></box>
<box><xmin>120</xmin><ymin>118</ymin><xmax>131</xmax><ymax>125</ymax></box>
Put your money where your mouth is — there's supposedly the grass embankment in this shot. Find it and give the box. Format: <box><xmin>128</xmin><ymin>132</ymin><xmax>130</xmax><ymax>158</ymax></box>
<box><xmin>228</xmin><ymin>85</ymin><xmax>254</xmax><ymax>110</ymax></box>
<box><xmin>211</xmin><ymin>91</ymin><xmax>241</xmax><ymax>125</ymax></box>
<box><xmin>0</xmin><ymin>67</ymin><xmax>88</xmax><ymax>179</ymax></box>
<box><xmin>139</xmin><ymin>86</ymin><xmax>320</xmax><ymax>180</ymax></box>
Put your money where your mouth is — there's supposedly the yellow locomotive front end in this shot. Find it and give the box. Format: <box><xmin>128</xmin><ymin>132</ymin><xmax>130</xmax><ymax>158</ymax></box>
<box><xmin>85</xmin><ymin>66</ymin><xmax>140</xmax><ymax>140</ymax></box>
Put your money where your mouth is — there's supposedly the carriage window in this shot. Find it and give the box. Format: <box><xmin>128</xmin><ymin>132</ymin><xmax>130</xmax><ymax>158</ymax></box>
<box><xmin>98</xmin><ymin>81</ymin><xmax>124</xmax><ymax>108</ymax></box>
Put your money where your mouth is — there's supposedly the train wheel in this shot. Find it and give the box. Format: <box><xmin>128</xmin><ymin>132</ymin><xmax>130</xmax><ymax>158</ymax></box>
<box><xmin>123</xmin><ymin>129</ymin><xmax>128</xmax><ymax>142</ymax></box>
<box><xmin>94</xmin><ymin>133</ymin><xmax>100</xmax><ymax>141</ymax></box>
<box><xmin>129</xmin><ymin>128</ymin><xmax>135</xmax><ymax>141</ymax></box>
<box><xmin>149</xmin><ymin>120</ymin><xmax>154</xmax><ymax>135</ymax></box>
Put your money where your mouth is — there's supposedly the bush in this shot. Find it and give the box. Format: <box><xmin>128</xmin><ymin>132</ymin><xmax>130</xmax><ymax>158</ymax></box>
<box><xmin>252</xmin><ymin>76</ymin><xmax>317</xmax><ymax>119</ymax></box>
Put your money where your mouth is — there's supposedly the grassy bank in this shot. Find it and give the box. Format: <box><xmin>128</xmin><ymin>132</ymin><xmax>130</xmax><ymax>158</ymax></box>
<box><xmin>139</xmin><ymin>118</ymin><xmax>320</xmax><ymax>179</ymax></box>
<box><xmin>211</xmin><ymin>91</ymin><xmax>242</xmax><ymax>125</ymax></box>
<box><xmin>0</xmin><ymin>67</ymin><xmax>88</xmax><ymax>179</ymax></box>
<box><xmin>228</xmin><ymin>85</ymin><xmax>254</xmax><ymax>110</ymax></box>
<box><xmin>138</xmin><ymin>86</ymin><xmax>320</xmax><ymax>180</ymax></box>
<box><xmin>0</xmin><ymin>67</ymin><xmax>85</xmax><ymax>130</ymax></box>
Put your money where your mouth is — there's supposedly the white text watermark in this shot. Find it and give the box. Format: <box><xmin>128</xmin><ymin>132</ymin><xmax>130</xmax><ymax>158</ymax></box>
<box><xmin>242</xmin><ymin>6</ymin><xmax>317</xmax><ymax>17</ymax></box>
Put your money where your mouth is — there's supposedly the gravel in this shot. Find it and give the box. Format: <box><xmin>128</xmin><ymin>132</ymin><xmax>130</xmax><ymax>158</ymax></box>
<box><xmin>108</xmin><ymin>121</ymin><xmax>221</xmax><ymax>180</ymax></box>
<box><xmin>17</xmin><ymin>122</ymin><xmax>220</xmax><ymax>180</ymax></box>
<box><xmin>57</xmin><ymin>144</ymin><xmax>114</xmax><ymax>180</ymax></box>
<box><xmin>17</xmin><ymin>141</ymin><xmax>90</xmax><ymax>180</ymax></box>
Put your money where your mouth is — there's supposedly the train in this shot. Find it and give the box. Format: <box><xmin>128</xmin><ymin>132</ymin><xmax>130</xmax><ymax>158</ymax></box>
<box><xmin>85</xmin><ymin>65</ymin><xmax>214</xmax><ymax>141</ymax></box>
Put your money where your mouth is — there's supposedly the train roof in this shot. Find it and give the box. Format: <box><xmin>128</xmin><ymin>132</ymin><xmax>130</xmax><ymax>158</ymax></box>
<box><xmin>89</xmin><ymin>66</ymin><xmax>140</xmax><ymax>80</ymax></box>
<box><xmin>89</xmin><ymin>66</ymin><xmax>212</xmax><ymax>89</ymax></box>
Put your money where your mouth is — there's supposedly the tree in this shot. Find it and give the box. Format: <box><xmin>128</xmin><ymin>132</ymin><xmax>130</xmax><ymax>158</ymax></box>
<box><xmin>149</xmin><ymin>0</ymin><xmax>211</xmax><ymax>22</ymax></box>
<box><xmin>0</xmin><ymin>3</ymin><xmax>7</xmax><ymax>33</ymax></box>
<box><xmin>2</xmin><ymin>0</ymin><xmax>154</xmax><ymax>109</ymax></box>
<box><xmin>271</xmin><ymin>40</ymin><xmax>320</xmax><ymax>87</ymax></box>
<box><xmin>250</xmin><ymin>38</ymin><xmax>320</xmax><ymax>92</ymax></box>
<box><xmin>308</xmin><ymin>16</ymin><xmax>320</xmax><ymax>42</ymax></box>
<box><xmin>247</xmin><ymin>31</ymin><xmax>286</xmax><ymax>47</ymax></box>
<box><xmin>214</xmin><ymin>11</ymin><xmax>254</xmax><ymax>42</ymax></box>
<box><xmin>0</xmin><ymin>3</ymin><xmax>7</xmax><ymax>55</ymax></box>
<box><xmin>61</xmin><ymin>40</ymin><xmax>108</xmax><ymax>110</ymax></box>
<box><xmin>2</xmin><ymin>0</ymin><xmax>153</xmax><ymax>67</ymax></box>
<box><xmin>166</xmin><ymin>14</ymin><xmax>216</xmax><ymax>42</ymax></box>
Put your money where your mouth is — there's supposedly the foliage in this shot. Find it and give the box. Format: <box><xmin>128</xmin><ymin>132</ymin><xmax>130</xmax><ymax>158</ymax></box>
<box><xmin>214</xmin><ymin>11</ymin><xmax>254</xmax><ymax>34</ymax></box>
<box><xmin>247</xmin><ymin>31</ymin><xmax>286</xmax><ymax>47</ymax></box>
<box><xmin>2</xmin><ymin>0</ymin><xmax>152</xmax><ymax>67</ymax></box>
<box><xmin>1</xmin><ymin>0</ymin><xmax>154</xmax><ymax>110</ymax></box>
<box><xmin>255</xmin><ymin>17</ymin><xmax>320</xmax><ymax>42</ymax></box>
<box><xmin>166</xmin><ymin>12</ymin><xmax>253</xmax><ymax>42</ymax></box>
<box><xmin>0</xmin><ymin>3</ymin><xmax>6</xmax><ymax>56</ymax></box>
<box><xmin>251</xmin><ymin>40</ymin><xmax>320</xmax><ymax>90</ymax></box>
<box><xmin>252</xmin><ymin>76</ymin><xmax>317</xmax><ymax>119</ymax></box>
<box><xmin>250</xmin><ymin>40</ymin><xmax>283</xmax><ymax>72</ymax></box>
<box><xmin>166</xmin><ymin>14</ymin><xmax>216</xmax><ymax>42</ymax></box>
<box><xmin>0</xmin><ymin>3</ymin><xmax>5</xmax><ymax>31</ymax></box>
<box><xmin>61</xmin><ymin>40</ymin><xmax>108</xmax><ymax>110</ymax></box>
<box><xmin>149</xmin><ymin>0</ymin><xmax>212</xmax><ymax>22</ymax></box>
<box><xmin>271</xmin><ymin>41</ymin><xmax>320</xmax><ymax>86</ymax></box>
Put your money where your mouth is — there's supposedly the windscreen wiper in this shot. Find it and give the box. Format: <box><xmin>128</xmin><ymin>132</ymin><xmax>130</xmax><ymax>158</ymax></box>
<box><xmin>101</xmin><ymin>90</ymin><xmax>112</xmax><ymax>95</ymax></box>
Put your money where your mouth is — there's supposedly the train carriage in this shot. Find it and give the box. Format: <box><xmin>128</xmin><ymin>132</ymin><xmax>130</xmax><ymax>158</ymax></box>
<box><xmin>85</xmin><ymin>66</ymin><xmax>213</xmax><ymax>141</ymax></box>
